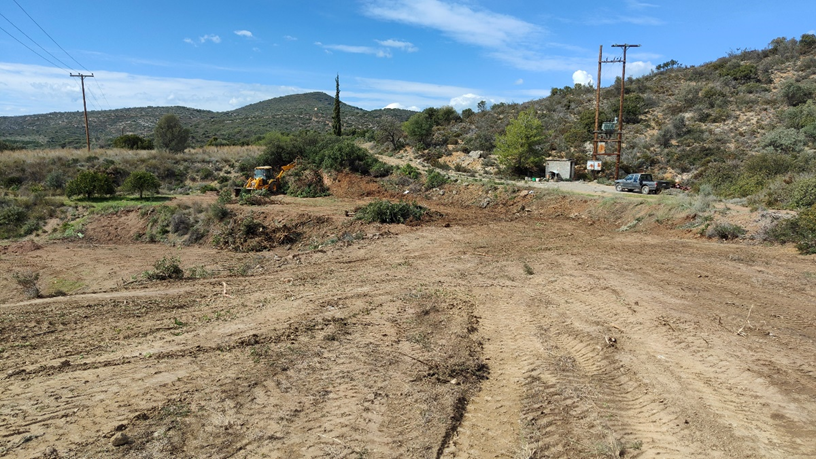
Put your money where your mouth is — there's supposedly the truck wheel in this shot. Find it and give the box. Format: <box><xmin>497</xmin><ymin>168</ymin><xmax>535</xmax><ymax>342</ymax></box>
<box><xmin>641</xmin><ymin>186</ymin><xmax>650</xmax><ymax>195</ymax></box>
<box><xmin>615</xmin><ymin>183</ymin><xmax>623</xmax><ymax>192</ymax></box>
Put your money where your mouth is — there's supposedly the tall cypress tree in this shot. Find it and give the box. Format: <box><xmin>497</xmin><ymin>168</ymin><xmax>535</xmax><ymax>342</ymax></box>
<box><xmin>332</xmin><ymin>74</ymin><xmax>342</xmax><ymax>136</ymax></box>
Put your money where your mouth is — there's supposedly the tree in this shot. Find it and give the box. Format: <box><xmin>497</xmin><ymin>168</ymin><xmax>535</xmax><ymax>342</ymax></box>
<box><xmin>433</xmin><ymin>106</ymin><xmax>461</xmax><ymax>125</ymax></box>
<box><xmin>154</xmin><ymin>114</ymin><xmax>190</xmax><ymax>153</ymax></box>
<box><xmin>376</xmin><ymin>116</ymin><xmax>405</xmax><ymax>150</ymax></box>
<box><xmin>402</xmin><ymin>112</ymin><xmax>434</xmax><ymax>147</ymax></box>
<box><xmin>122</xmin><ymin>171</ymin><xmax>161</xmax><ymax>199</ymax></box>
<box><xmin>332</xmin><ymin>74</ymin><xmax>342</xmax><ymax>137</ymax></box>
<box><xmin>65</xmin><ymin>170</ymin><xmax>115</xmax><ymax>199</ymax></box>
<box><xmin>494</xmin><ymin>108</ymin><xmax>546</xmax><ymax>175</ymax></box>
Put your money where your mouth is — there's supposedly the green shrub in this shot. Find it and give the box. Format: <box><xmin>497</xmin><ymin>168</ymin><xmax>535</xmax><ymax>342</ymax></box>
<box><xmin>355</xmin><ymin>200</ymin><xmax>428</xmax><ymax>224</ymax></box>
<box><xmin>143</xmin><ymin>256</ymin><xmax>184</xmax><ymax>281</ymax></box>
<box><xmin>315</xmin><ymin>140</ymin><xmax>376</xmax><ymax>174</ymax></box>
<box><xmin>425</xmin><ymin>170</ymin><xmax>449</xmax><ymax>190</ymax></box>
<box><xmin>65</xmin><ymin>170</ymin><xmax>116</xmax><ymax>199</ymax></box>
<box><xmin>369</xmin><ymin>162</ymin><xmax>393</xmax><ymax>178</ymax></box>
<box><xmin>706</xmin><ymin>223</ymin><xmax>746</xmax><ymax>240</ymax></box>
<box><xmin>760</xmin><ymin>128</ymin><xmax>807</xmax><ymax>153</ymax></box>
<box><xmin>788</xmin><ymin>176</ymin><xmax>816</xmax><ymax>209</ymax></box>
<box><xmin>112</xmin><ymin>134</ymin><xmax>153</xmax><ymax>150</ymax></box>
<box><xmin>769</xmin><ymin>206</ymin><xmax>816</xmax><ymax>254</ymax></box>
<box><xmin>398</xmin><ymin>163</ymin><xmax>420</xmax><ymax>180</ymax></box>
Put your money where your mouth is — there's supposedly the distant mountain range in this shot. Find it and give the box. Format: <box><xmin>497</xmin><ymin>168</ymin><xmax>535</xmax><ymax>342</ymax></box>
<box><xmin>0</xmin><ymin>92</ymin><xmax>416</xmax><ymax>149</ymax></box>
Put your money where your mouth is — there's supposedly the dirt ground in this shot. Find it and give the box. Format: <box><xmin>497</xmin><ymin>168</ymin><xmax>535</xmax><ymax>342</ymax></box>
<box><xmin>1</xmin><ymin>175</ymin><xmax>815</xmax><ymax>458</ymax></box>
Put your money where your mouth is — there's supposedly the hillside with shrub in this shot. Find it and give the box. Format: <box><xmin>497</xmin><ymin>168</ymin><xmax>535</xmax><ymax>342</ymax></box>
<box><xmin>0</xmin><ymin>92</ymin><xmax>415</xmax><ymax>149</ymax></box>
<box><xmin>412</xmin><ymin>34</ymin><xmax>816</xmax><ymax>211</ymax></box>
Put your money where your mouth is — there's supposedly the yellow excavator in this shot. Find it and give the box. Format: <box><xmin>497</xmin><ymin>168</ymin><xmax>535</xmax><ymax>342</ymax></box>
<box><xmin>234</xmin><ymin>161</ymin><xmax>297</xmax><ymax>196</ymax></box>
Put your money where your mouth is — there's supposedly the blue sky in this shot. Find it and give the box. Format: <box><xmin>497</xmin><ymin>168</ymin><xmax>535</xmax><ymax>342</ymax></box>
<box><xmin>1</xmin><ymin>0</ymin><xmax>814</xmax><ymax>116</ymax></box>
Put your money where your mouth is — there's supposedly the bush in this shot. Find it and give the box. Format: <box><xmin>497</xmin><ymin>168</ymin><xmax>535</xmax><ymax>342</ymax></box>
<box><xmin>769</xmin><ymin>206</ymin><xmax>816</xmax><ymax>254</ymax></box>
<box><xmin>355</xmin><ymin>200</ymin><xmax>427</xmax><ymax>224</ymax></box>
<box><xmin>760</xmin><ymin>128</ymin><xmax>806</xmax><ymax>153</ymax></box>
<box><xmin>315</xmin><ymin>140</ymin><xmax>376</xmax><ymax>174</ymax></box>
<box><xmin>706</xmin><ymin>223</ymin><xmax>746</xmax><ymax>240</ymax></box>
<box><xmin>788</xmin><ymin>176</ymin><xmax>816</xmax><ymax>209</ymax></box>
<box><xmin>425</xmin><ymin>170</ymin><xmax>449</xmax><ymax>190</ymax></box>
<box><xmin>398</xmin><ymin>163</ymin><xmax>420</xmax><ymax>180</ymax></box>
<box><xmin>369</xmin><ymin>162</ymin><xmax>393</xmax><ymax>178</ymax></box>
<box><xmin>143</xmin><ymin>256</ymin><xmax>184</xmax><ymax>281</ymax></box>
<box><xmin>65</xmin><ymin>170</ymin><xmax>116</xmax><ymax>199</ymax></box>
<box><xmin>12</xmin><ymin>270</ymin><xmax>40</xmax><ymax>299</ymax></box>
<box><xmin>112</xmin><ymin>134</ymin><xmax>153</xmax><ymax>150</ymax></box>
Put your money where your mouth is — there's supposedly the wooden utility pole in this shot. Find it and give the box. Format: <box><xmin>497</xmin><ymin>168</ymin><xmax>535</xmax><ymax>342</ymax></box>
<box><xmin>611</xmin><ymin>44</ymin><xmax>639</xmax><ymax>180</ymax></box>
<box><xmin>71</xmin><ymin>73</ymin><xmax>94</xmax><ymax>151</ymax></box>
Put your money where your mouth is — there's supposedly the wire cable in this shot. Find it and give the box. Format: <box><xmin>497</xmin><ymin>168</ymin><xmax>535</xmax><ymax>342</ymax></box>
<box><xmin>11</xmin><ymin>0</ymin><xmax>112</xmax><ymax>110</ymax></box>
<box><xmin>0</xmin><ymin>23</ymin><xmax>68</xmax><ymax>71</ymax></box>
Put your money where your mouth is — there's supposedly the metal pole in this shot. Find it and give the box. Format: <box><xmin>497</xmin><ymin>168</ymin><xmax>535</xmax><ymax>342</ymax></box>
<box><xmin>71</xmin><ymin>73</ymin><xmax>94</xmax><ymax>151</ymax></box>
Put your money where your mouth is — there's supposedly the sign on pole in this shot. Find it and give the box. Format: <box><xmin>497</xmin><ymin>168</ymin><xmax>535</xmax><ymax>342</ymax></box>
<box><xmin>587</xmin><ymin>161</ymin><xmax>602</xmax><ymax>171</ymax></box>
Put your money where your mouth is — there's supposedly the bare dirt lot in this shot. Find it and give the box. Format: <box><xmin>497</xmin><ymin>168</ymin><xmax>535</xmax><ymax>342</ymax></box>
<box><xmin>2</xmin><ymin>175</ymin><xmax>815</xmax><ymax>458</ymax></box>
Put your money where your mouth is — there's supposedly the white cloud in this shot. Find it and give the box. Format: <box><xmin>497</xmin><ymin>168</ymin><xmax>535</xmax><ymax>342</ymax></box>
<box><xmin>572</xmin><ymin>70</ymin><xmax>593</xmax><ymax>86</ymax></box>
<box><xmin>183</xmin><ymin>38</ymin><xmax>196</xmax><ymax>46</ymax></box>
<box><xmin>317</xmin><ymin>43</ymin><xmax>392</xmax><ymax>58</ymax></box>
<box><xmin>284</xmin><ymin>35</ymin><xmax>298</xmax><ymax>41</ymax></box>
<box><xmin>384</xmin><ymin>102</ymin><xmax>420</xmax><ymax>110</ymax></box>
<box><xmin>449</xmin><ymin>93</ymin><xmax>489</xmax><ymax>111</ymax></box>
<box><xmin>200</xmin><ymin>34</ymin><xmax>221</xmax><ymax>44</ymax></box>
<box><xmin>626</xmin><ymin>0</ymin><xmax>658</xmax><ymax>9</ymax></box>
<box><xmin>0</xmin><ymin>62</ymin><xmax>304</xmax><ymax>115</ymax></box>
<box><xmin>234</xmin><ymin>30</ymin><xmax>253</xmax><ymax>38</ymax></box>
<box><xmin>375</xmin><ymin>39</ymin><xmax>419</xmax><ymax>52</ymax></box>
<box><xmin>363</xmin><ymin>0</ymin><xmax>540</xmax><ymax>49</ymax></box>
<box><xmin>625</xmin><ymin>61</ymin><xmax>655</xmax><ymax>78</ymax></box>
<box><xmin>514</xmin><ymin>79</ymin><xmax>524</xmax><ymax>85</ymax></box>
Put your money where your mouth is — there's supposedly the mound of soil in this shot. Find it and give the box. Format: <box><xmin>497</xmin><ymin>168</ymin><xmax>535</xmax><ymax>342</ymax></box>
<box><xmin>0</xmin><ymin>240</ymin><xmax>42</xmax><ymax>255</ymax></box>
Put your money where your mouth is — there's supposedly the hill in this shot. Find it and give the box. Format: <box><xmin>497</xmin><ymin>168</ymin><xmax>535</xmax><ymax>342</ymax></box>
<box><xmin>0</xmin><ymin>92</ymin><xmax>415</xmax><ymax>149</ymax></box>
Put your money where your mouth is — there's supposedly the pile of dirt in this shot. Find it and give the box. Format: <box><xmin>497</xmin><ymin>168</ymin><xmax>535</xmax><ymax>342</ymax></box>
<box><xmin>0</xmin><ymin>240</ymin><xmax>41</xmax><ymax>255</ymax></box>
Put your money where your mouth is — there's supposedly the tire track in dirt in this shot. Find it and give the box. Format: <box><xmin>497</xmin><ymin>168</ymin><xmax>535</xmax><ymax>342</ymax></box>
<box><xmin>439</xmin><ymin>286</ymin><xmax>542</xmax><ymax>458</ymax></box>
<box><xmin>558</xmin><ymin>255</ymin><xmax>816</xmax><ymax>457</ymax></box>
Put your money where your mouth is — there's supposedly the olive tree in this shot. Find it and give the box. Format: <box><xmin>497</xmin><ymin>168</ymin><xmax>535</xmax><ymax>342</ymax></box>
<box><xmin>122</xmin><ymin>171</ymin><xmax>161</xmax><ymax>199</ymax></box>
<box><xmin>65</xmin><ymin>170</ymin><xmax>116</xmax><ymax>200</ymax></box>
<box><xmin>154</xmin><ymin>114</ymin><xmax>190</xmax><ymax>153</ymax></box>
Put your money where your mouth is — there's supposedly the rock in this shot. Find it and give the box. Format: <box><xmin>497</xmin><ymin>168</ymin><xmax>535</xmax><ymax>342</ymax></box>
<box><xmin>111</xmin><ymin>432</ymin><xmax>130</xmax><ymax>447</ymax></box>
<box><xmin>469</xmin><ymin>150</ymin><xmax>485</xmax><ymax>159</ymax></box>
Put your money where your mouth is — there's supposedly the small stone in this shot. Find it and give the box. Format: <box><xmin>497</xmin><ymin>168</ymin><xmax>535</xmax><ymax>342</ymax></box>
<box><xmin>111</xmin><ymin>432</ymin><xmax>130</xmax><ymax>447</ymax></box>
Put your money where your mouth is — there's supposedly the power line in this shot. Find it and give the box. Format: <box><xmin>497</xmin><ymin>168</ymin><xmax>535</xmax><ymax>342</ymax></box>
<box><xmin>12</xmin><ymin>0</ymin><xmax>84</xmax><ymax>71</ymax></box>
<box><xmin>0</xmin><ymin>11</ymin><xmax>75</xmax><ymax>72</ymax></box>
<box><xmin>10</xmin><ymin>0</ymin><xmax>112</xmax><ymax>110</ymax></box>
<box><xmin>0</xmin><ymin>23</ymin><xmax>68</xmax><ymax>71</ymax></box>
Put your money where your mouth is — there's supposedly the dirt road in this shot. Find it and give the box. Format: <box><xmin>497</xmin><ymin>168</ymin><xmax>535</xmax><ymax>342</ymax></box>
<box><xmin>1</xmin><ymin>182</ymin><xmax>815</xmax><ymax>458</ymax></box>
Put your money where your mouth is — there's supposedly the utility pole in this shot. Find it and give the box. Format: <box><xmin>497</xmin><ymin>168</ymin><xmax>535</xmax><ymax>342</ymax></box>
<box><xmin>592</xmin><ymin>47</ymin><xmax>623</xmax><ymax>178</ymax></box>
<box><xmin>611</xmin><ymin>44</ymin><xmax>639</xmax><ymax>180</ymax></box>
<box><xmin>71</xmin><ymin>73</ymin><xmax>94</xmax><ymax>151</ymax></box>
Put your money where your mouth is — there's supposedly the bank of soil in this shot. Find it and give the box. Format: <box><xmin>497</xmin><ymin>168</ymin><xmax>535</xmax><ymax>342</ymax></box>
<box><xmin>1</xmin><ymin>175</ymin><xmax>814</xmax><ymax>458</ymax></box>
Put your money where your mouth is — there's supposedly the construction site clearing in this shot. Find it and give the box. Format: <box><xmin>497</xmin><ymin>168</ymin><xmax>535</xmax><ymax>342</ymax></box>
<box><xmin>1</xmin><ymin>172</ymin><xmax>815</xmax><ymax>458</ymax></box>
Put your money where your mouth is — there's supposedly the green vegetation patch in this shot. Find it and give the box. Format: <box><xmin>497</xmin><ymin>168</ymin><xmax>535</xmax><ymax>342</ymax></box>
<box><xmin>355</xmin><ymin>200</ymin><xmax>428</xmax><ymax>224</ymax></box>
